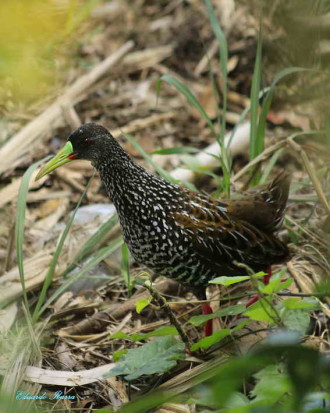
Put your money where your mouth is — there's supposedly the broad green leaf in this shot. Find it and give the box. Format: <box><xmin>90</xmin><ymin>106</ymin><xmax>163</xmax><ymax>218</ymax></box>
<box><xmin>243</xmin><ymin>299</ymin><xmax>278</xmax><ymax>323</ymax></box>
<box><xmin>282</xmin><ymin>309</ymin><xmax>311</xmax><ymax>334</ymax></box>
<box><xmin>224</xmin><ymin>392</ymin><xmax>250</xmax><ymax>408</ymax></box>
<box><xmin>104</xmin><ymin>336</ymin><xmax>185</xmax><ymax>381</ymax></box>
<box><xmin>282</xmin><ymin>297</ymin><xmax>319</xmax><ymax>310</ymax></box>
<box><xmin>135</xmin><ymin>296</ymin><xmax>152</xmax><ymax>314</ymax></box>
<box><xmin>209</xmin><ymin>272</ymin><xmax>265</xmax><ymax>286</ymax></box>
<box><xmin>261</xmin><ymin>275</ymin><xmax>293</xmax><ymax>294</ymax></box>
<box><xmin>189</xmin><ymin>304</ymin><xmax>245</xmax><ymax>326</ymax></box>
<box><xmin>190</xmin><ymin>329</ymin><xmax>231</xmax><ymax>352</ymax></box>
<box><xmin>251</xmin><ymin>365</ymin><xmax>291</xmax><ymax>404</ymax></box>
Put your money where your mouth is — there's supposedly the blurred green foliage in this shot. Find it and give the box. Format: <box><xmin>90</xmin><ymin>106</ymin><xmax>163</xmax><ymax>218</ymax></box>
<box><xmin>0</xmin><ymin>0</ymin><xmax>98</xmax><ymax>104</ymax></box>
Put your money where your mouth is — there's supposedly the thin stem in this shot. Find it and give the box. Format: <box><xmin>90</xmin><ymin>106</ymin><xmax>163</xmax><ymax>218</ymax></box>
<box><xmin>144</xmin><ymin>282</ymin><xmax>192</xmax><ymax>348</ymax></box>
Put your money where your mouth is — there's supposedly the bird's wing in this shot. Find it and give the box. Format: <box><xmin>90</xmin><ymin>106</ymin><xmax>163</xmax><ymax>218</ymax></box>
<box><xmin>170</xmin><ymin>189</ymin><xmax>288</xmax><ymax>273</ymax></box>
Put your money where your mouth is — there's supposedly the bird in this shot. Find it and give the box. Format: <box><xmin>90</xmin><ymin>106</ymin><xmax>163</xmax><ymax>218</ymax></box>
<box><xmin>36</xmin><ymin>123</ymin><xmax>291</xmax><ymax>337</ymax></box>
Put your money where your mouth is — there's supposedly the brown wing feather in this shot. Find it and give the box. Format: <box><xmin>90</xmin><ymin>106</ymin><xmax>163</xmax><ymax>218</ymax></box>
<box><xmin>170</xmin><ymin>187</ymin><xmax>289</xmax><ymax>275</ymax></box>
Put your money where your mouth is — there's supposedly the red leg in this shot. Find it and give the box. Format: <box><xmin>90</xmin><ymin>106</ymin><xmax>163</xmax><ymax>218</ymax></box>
<box><xmin>244</xmin><ymin>294</ymin><xmax>259</xmax><ymax>308</ymax></box>
<box><xmin>202</xmin><ymin>302</ymin><xmax>213</xmax><ymax>336</ymax></box>
<box><xmin>245</xmin><ymin>267</ymin><xmax>272</xmax><ymax>308</ymax></box>
<box><xmin>263</xmin><ymin>267</ymin><xmax>272</xmax><ymax>285</ymax></box>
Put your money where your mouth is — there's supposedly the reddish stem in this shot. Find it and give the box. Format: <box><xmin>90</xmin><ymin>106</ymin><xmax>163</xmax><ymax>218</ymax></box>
<box><xmin>244</xmin><ymin>267</ymin><xmax>272</xmax><ymax>308</ymax></box>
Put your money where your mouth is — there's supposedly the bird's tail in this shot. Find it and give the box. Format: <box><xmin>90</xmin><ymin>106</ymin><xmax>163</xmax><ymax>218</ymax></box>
<box><xmin>266</xmin><ymin>171</ymin><xmax>291</xmax><ymax>230</ymax></box>
<box><xmin>267</xmin><ymin>171</ymin><xmax>291</xmax><ymax>206</ymax></box>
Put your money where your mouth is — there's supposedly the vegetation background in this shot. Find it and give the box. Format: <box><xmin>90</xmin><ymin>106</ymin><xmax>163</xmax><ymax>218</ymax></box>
<box><xmin>0</xmin><ymin>0</ymin><xmax>329</xmax><ymax>412</ymax></box>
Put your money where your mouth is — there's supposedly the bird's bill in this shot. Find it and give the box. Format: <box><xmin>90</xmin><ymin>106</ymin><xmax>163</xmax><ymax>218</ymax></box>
<box><xmin>35</xmin><ymin>141</ymin><xmax>76</xmax><ymax>180</ymax></box>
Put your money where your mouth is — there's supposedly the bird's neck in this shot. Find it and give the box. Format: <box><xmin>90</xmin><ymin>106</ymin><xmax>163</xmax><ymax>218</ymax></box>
<box><xmin>95</xmin><ymin>156</ymin><xmax>178</xmax><ymax>220</ymax></box>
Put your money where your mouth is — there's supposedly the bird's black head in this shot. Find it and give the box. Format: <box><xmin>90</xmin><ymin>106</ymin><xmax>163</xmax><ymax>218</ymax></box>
<box><xmin>36</xmin><ymin>123</ymin><xmax>129</xmax><ymax>180</ymax></box>
<box><xmin>68</xmin><ymin>123</ymin><xmax>117</xmax><ymax>162</ymax></box>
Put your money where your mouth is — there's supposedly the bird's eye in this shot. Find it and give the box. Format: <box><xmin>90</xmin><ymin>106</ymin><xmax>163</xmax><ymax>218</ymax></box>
<box><xmin>85</xmin><ymin>139</ymin><xmax>93</xmax><ymax>146</ymax></box>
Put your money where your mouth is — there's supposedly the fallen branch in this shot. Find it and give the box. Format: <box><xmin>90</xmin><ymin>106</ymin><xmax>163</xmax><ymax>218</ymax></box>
<box><xmin>24</xmin><ymin>363</ymin><xmax>115</xmax><ymax>386</ymax></box>
<box><xmin>57</xmin><ymin>279</ymin><xmax>184</xmax><ymax>337</ymax></box>
<box><xmin>0</xmin><ymin>41</ymin><xmax>134</xmax><ymax>176</ymax></box>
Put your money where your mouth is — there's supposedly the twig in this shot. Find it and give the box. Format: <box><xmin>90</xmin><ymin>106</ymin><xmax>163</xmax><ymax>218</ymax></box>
<box><xmin>233</xmin><ymin>139</ymin><xmax>285</xmax><ymax>182</ymax></box>
<box><xmin>277</xmin><ymin>291</ymin><xmax>327</xmax><ymax>297</ymax></box>
<box><xmin>143</xmin><ymin>281</ymin><xmax>192</xmax><ymax>349</ymax></box>
<box><xmin>287</xmin><ymin>136</ymin><xmax>330</xmax><ymax>215</ymax></box>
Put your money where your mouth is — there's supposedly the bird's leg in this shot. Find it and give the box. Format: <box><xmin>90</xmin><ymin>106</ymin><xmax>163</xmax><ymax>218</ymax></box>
<box><xmin>245</xmin><ymin>266</ymin><xmax>272</xmax><ymax>308</ymax></box>
<box><xmin>202</xmin><ymin>302</ymin><xmax>213</xmax><ymax>336</ymax></box>
<box><xmin>263</xmin><ymin>267</ymin><xmax>272</xmax><ymax>285</ymax></box>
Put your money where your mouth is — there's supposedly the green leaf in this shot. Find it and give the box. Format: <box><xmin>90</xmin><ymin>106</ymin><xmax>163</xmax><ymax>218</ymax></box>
<box><xmin>39</xmin><ymin>237</ymin><xmax>123</xmax><ymax>315</ymax></box>
<box><xmin>288</xmin><ymin>229</ymin><xmax>300</xmax><ymax>245</ymax></box>
<box><xmin>122</xmin><ymin>131</ymin><xmax>177</xmax><ymax>184</ymax></box>
<box><xmin>282</xmin><ymin>309</ymin><xmax>311</xmax><ymax>334</ymax></box>
<box><xmin>282</xmin><ymin>297</ymin><xmax>319</xmax><ymax>310</ymax></box>
<box><xmin>243</xmin><ymin>299</ymin><xmax>278</xmax><ymax>322</ymax></box>
<box><xmin>209</xmin><ymin>272</ymin><xmax>266</xmax><ymax>286</ymax></box>
<box><xmin>189</xmin><ymin>304</ymin><xmax>245</xmax><ymax>326</ymax></box>
<box><xmin>224</xmin><ymin>392</ymin><xmax>250</xmax><ymax>408</ymax></box>
<box><xmin>135</xmin><ymin>296</ymin><xmax>152</xmax><ymax>314</ymax></box>
<box><xmin>33</xmin><ymin>174</ymin><xmax>94</xmax><ymax>321</ymax></box>
<box><xmin>111</xmin><ymin>332</ymin><xmax>129</xmax><ymax>340</ymax></box>
<box><xmin>15</xmin><ymin>157</ymin><xmax>49</xmax><ymax>317</ymax></box>
<box><xmin>190</xmin><ymin>329</ymin><xmax>231</xmax><ymax>352</ymax></box>
<box><xmin>249</xmin><ymin>25</ymin><xmax>263</xmax><ymax>163</ymax></box>
<box><xmin>104</xmin><ymin>336</ymin><xmax>185</xmax><ymax>381</ymax></box>
<box><xmin>113</xmin><ymin>349</ymin><xmax>128</xmax><ymax>362</ymax></box>
<box><xmin>251</xmin><ymin>365</ymin><xmax>291</xmax><ymax>404</ymax></box>
<box><xmin>65</xmin><ymin>213</ymin><xmax>118</xmax><ymax>275</ymax></box>
<box><xmin>121</xmin><ymin>242</ymin><xmax>131</xmax><ymax>295</ymax></box>
<box><xmin>260</xmin><ymin>271</ymin><xmax>293</xmax><ymax>294</ymax></box>
<box><xmin>157</xmin><ymin>74</ymin><xmax>216</xmax><ymax>137</ymax></box>
<box><xmin>151</xmin><ymin>146</ymin><xmax>199</xmax><ymax>155</ymax></box>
